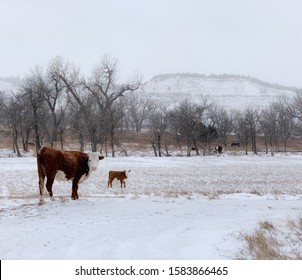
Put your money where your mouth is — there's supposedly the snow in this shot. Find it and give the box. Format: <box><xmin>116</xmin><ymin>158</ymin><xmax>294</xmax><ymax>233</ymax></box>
<box><xmin>141</xmin><ymin>75</ymin><xmax>297</xmax><ymax>110</ymax></box>
<box><xmin>0</xmin><ymin>79</ymin><xmax>18</xmax><ymax>94</ymax></box>
<box><xmin>1</xmin><ymin>74</ymin><xmax>298</xmax><ymax>111</ymax></box>
<box><xmin>1</xmin><ymin>151</ymin><xmax>302</xmax><ymax>260</ymax></box>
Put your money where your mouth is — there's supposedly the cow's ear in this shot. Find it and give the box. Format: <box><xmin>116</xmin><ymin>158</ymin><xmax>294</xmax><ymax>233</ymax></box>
<box><xmin>129</xmin><ymin>170</ymin><xmax>131</xmax><ymax>173</ymax></box>
<box><xmin>99</xmin><ymin>155</ymin><xmax>104</xmax><ymax>160</ymax></box>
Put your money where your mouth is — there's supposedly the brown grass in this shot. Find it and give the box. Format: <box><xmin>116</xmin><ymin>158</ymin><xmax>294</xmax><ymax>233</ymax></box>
<box><xmin>2</xmin><ymin>129</ymin><xmax>302</xmax><ymax>155</ymax></box>
<box><xmin>237</xmin><ymin>218</ymin><xmax>302</xmax><ymax>260</ymax></box>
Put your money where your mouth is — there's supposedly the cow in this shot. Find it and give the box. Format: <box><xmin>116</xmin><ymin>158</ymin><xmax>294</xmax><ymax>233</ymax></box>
<box><xmin>214</xmin><ymin>145</ymin><xmax>223</xmax><ymax>154</ymax></box>
<box><xmin>37</xmin><ymin>146</ymin><xmax>104</xmax><ymax>202</ymax></box>
<box><xmin>108</xmin><ymin>170</ymin><xmax>131</xmax><ymax>188</ymax></box>
<box><xmin>231</xmin><ymin>142</ymin><xmax>240</xmax><ymax>147</ymax></box>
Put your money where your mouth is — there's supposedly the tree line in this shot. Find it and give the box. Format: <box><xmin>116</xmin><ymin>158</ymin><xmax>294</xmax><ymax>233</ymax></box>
<box><xmin>1</xmin><ymin>55</ymin><xmax>302</xmax><ymax>157</ymax></box>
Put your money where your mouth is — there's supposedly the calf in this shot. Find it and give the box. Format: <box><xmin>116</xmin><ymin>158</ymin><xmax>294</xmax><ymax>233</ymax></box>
<box><xmin>108</xmin><ymin>170</ymin><xmax>131</xmax><ymax>188</ymax></box>
<box><xmin>37</xmin><ymin>146</ymin><xmax>104</xmax><ymax>201</ymax></box>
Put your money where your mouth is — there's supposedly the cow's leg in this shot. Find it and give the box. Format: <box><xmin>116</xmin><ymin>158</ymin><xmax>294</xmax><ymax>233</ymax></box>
<box><xmin>123</xmin><ymin>181</ymin><xmax>126</xmax><ymax>188</ymax></box>
<box><xmin>71</xmin><ymin>180</ymin><xmax>79</xmax><ymax>200</ymax></box>
<box><xmin>45</xmin><ymin>176</ymin><xmax>54</xmax><ymax>199</ymax></box>
<box><xmin>37</xmin><ymin>153</ymin><xmax>45</xmax><ymax>204</ymax></box>
<box><xmin>38</xmin><ymin>174</ymin><xmax>45</xmax><ymax>196</ymax></box>
<box><xmin>38</xmin><ymin>174</ymin><xmax>45</xmax><ymax>205</ymax></box>
<box><xmin>120</xmin><ymin>180</ymin><xmax>123</xmax><ymax>188</ymax></box>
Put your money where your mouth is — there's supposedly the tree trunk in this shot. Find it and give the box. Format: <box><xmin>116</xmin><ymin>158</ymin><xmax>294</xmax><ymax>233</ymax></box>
<box><xmin>157</xmin><ymin>134</ymin><xmax>162</xmax><ymax>157</ymax></box>
<box><xmin>90</xmin><ymin>129</ymin><xmax>98</xmax><ymax>152</ymax></box>
<box><xmin>151</xmin><ymin>140</ymin><xmax>158</xmax><ymax>157</ymax></box>
<box><xmin>79</xmin><ymin>133</ymin><xmax>84</xmax><ymax>152</ymax></box>
<box><xmin>60</xmin><ymin>131</ymin><xmax>64</xmax><ymax>150</ymax></box>
<box><xmin>13</xmin><ymin>129</ymin><xmax>22</xmax><ymax>157</ymax></box>
<box><xmin>32</xmin><ymin>106</ymin><xmax>41</xmax><ymax>153</ymax></box>
<box><xmin>110</xmin><ymin>125</ymin><xmax>115</xmax><ymax>157</ymax></box>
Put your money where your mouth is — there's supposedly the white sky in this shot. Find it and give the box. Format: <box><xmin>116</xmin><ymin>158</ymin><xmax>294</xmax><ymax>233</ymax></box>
<box><xmin>1</xmin><ymin>0</ymin><xmax>302</xmax><ymax>87</ymax></box>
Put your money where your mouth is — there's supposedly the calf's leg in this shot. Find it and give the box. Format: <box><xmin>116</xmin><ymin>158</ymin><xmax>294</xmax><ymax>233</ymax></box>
<box><xmin>108</xmin><ymin>176</ymin><xmax>113</xmax><ymax>188</ymax></box>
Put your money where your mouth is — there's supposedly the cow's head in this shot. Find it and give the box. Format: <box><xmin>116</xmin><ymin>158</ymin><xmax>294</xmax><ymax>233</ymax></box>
<box><xmin>124</xmin><ymin>170</ymin><xmax>131</xmax><ymax>178</ymax></box>
<box><xmin>88</xmin><ymin>153</ymin><xmax>104</xmax><ymax>171</ymax></box>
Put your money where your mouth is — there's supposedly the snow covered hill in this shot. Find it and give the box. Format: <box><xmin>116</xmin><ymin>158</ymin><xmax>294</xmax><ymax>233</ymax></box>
<box><xmin>0</xmin><ymin>80</ymin><xmax>17</xmax><ymax>93</ymax></box>
<box><xmin>140</xmin><ymin>74</ymin><xmax>299</xmax><ymax>110</ymax></box>
<box><xmin>1</xmin><ymin>74</ymin><xmax>300</xmax><ymax>111</ymax></box>
<box><xmin>0</xmin><ymin>77</ymin><xmax>21</xmax><ymax>94</ymax></box>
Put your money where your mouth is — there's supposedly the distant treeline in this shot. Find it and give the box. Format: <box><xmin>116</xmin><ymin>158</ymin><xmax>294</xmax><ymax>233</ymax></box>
<box><xmin>1</xmin><ymin>56</ymin><xmax>302</xmax><ymax>158</ymax></box>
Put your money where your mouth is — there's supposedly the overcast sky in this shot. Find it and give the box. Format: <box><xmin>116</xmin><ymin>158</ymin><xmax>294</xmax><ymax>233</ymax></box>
<box><xmin>1</xmin><ymin>0</ymin><xmax>302</xmax><ymax>87</ymax></box>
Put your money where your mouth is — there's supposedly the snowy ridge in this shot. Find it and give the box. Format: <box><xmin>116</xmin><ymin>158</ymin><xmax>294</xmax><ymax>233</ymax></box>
<box><xmin>1</xmin><ymin>74</ymin><xmax>299</xmax><ymax>110</ymax></box>
<box><xmin>0</xmin><ymin>80</ymin><xmax>17</xmax><ymax>93</ymax></box>
<box><xmin>141</xmin><ymin>74</ymin><xmax>299</xmax><ymax>110</ymax></box>
<box><xmin>0</xmin><ymin>77</ymin><xmax>21</xmax><ymax>94</ymax></box>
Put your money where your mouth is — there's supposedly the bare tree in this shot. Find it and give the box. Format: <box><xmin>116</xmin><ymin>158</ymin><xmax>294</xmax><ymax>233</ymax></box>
<box><xmin>235</xmin><ymin>111</ymin><xmax>250</xmax><ymax>155</ymax></box>
<box><xmin>48</xmin><ymin>56</ymin><xmax>100</xmax><ymax>151</ymax></box>
<box><xmin>147</xmin><ymin>102</ymin><xmax>168</xmax><ymax>157</ymax></box>
<box><xmin>260</xmin><ymin>106</ymin><xmax>278</xmax><ymax>155</ymax></box>
<box><xmin>169</xmin><ymin>99</ymin><xmax>211</xmax><ymax>156</ymax></box>
<box><xmin>21</xmin><ymin>74</ymin><xmax>47</xmax><ymax>152</ymax></box>
<box><xmin>208</xmin><ymin>106</ymin><xmax>235</xmax><ymax>149</ymax></box>
<box><xmin>234</xmin><ymin>108</ymin><xmax>261</xmax><ymax>155</ymax></box>
<box><xmin>196</xmin><ymin>123</ymin><xmax>218</xmax><ymax>155</ymax></box>
<box><xmin>124</xmin><ymin>93</ymin><xmax>150</xmax><ymax>132</ymax></box>
<box><xmin>29</xmin><ymin>67</ymin><xmax>70</xmax><ymax>148</ymax></box>
<box><xmin>2</xmin><ymin>94</ymin><xmax>23</xmax><ymax>156</ymax></box>
<box><xmin>69</xmin><ymin>101</ymin><xmax>87</xmax><ymax>152</ymax></box>
<box><xmin>245</xmin><ymin>108</ymin><xmax>261</xmax><ymax>154</ymax></box>
<box><xmin>0</xmin><ymin>91</ymin><xmax>7</xmax><ymax>136</ymax></box>
<box><xmin>0</xmin><ymin>91</ymin><xmax>4</xmax><ymax>113</ymax></box>
<box><xmin>283</xmin><ymin>91</ymin><xmax>302</xmax><ymax>121</ymax></box>
<box><xmin>83</xmin><ymin>54</ymin><xmax>142</xmax><ymax>156</ymax></box>
<box><xmin>274</xmin><ymin>101</ymin><xmax>295</xmax><ymax>152</ymax></box>
<box><xmin>1</xmin><ymin>91</ymin><xmax>35</xmax><ymax>153</ymax></box>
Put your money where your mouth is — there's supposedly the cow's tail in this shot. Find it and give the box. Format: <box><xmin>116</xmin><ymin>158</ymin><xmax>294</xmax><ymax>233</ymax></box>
<box><xmin>37</xmin><ymin>148</ymin><xmax>46</xmax><ymax>204</ymax></box>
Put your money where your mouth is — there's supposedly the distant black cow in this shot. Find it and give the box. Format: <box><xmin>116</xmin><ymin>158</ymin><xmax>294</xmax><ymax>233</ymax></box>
<box><xmin>231</xmin><ymin>142</ymin><xmax>240</xmax><ymax>147</ymax></box>
<box><xmin>215</xmin><ymin>145</ymin><xmax>223</xmax><ymax>154</ymax></box>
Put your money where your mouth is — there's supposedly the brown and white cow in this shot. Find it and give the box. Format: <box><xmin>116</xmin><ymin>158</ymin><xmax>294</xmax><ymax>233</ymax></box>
<box><xmin>108</xmin><ymin>170</ymin><xmax>131</xmax><ymax>188</ymax></box>
<box><xmin>37</xmin><ymin>146</ymin><xmax>104</xmax><ymax>201</ymax></box>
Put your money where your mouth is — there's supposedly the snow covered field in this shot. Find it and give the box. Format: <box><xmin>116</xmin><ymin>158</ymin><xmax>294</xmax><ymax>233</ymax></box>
<box><xmin>1</xmin><ymin>151</ymin><xmax>302</xmax><ymax>259</ymax></box>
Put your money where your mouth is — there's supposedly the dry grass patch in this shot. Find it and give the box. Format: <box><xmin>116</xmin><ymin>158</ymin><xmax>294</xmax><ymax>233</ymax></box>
<box><xmin>237</xmin><ymin>217</ymin><xmax>302</xmax><ymax>260</ymax></box>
